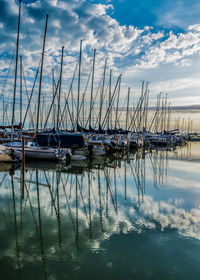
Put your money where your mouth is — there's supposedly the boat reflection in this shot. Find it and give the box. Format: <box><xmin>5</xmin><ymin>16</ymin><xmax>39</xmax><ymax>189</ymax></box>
<box><xmin>0</xmin><ymin>144</ymin><xmax>199</xmax><ymax>278</ymax></box>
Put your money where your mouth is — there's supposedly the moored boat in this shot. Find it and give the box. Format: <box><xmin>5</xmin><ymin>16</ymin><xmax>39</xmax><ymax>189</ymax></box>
<box><xmin>4</xmin><ymin>141</ymin><xmax>67</xmax><ymax>161</ymax></box>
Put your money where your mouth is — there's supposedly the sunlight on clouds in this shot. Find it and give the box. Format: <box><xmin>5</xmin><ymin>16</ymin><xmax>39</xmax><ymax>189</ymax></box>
<box><xmin>150</xmin><ymin>77</ymin><xmax>200</xmax><ymax>92</ymax></box>
<box><xmin>0</xmin><ymin>0</ymin><xmax>200</xmax><ymax>105</ymax></box>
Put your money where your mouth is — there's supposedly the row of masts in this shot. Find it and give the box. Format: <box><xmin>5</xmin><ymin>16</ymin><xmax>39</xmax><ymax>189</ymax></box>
<box><xmin>0</xmin><ymin>2</ymin><xmax>195</xmax><ymax>134</ymax></box>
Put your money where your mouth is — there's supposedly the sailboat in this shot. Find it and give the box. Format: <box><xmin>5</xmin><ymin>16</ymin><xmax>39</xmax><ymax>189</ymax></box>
<box><xmin>0</xmin><ymin>145</ymin><xmax>20</xmax><ymax>162</ymax></box>
<box><xmin>4</xmin><ymin>141</ymin><xmax>68</xmax><ymax>161</ymax></box>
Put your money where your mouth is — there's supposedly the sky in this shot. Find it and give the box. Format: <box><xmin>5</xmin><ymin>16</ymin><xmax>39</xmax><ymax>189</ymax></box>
<box><xmin>1</xmin><ymin>0</ymin><xmax>200</xmax><ymax>113</ymax></box>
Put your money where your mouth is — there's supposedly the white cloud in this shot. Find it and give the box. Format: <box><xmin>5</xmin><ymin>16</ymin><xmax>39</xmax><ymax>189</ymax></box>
<box><xmin>188</xmin><ymin>24</ymin><xmax>200</xmax><ymax>32</ymax></box>
<box><xmin>1</xmin><ymin>0</ymin><xmax>200</xmax><ymax>110</ymax></box>
<box><xmin>150</xmin><ymin>76</ymin><xmax>200</xmax><ymax>92</ymax></box>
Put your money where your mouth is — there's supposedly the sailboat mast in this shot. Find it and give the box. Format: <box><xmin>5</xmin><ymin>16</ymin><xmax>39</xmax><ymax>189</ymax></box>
<box><xmin>114</xmin><ymin>74</ymin><xmax>121</xmax><ymax>128</ymax></box>
<box><xmin>2</xmin><ymin>96</ymin><xmax>4</xmax><ymax>125</ymax></box>
<box><xmin>36</xmin><ymin>14</ymin><xmax>48</xmax><ymax>131</ymax></box>
<box><xmin>77</xmin><ymin>40</ymin><xmax>83</xmax><ymax>129</ymax></box>
<box><xmin>57</xmin><ymin>46</ymin><xmax>64</xmax><ymax>129</ymax></box>
<box><xmin>125</xmin><ymin>87</ymin><xmax>130</xmax><ymax>131</ymax></box>
<box><xmin>11</xmin><ymin>0</ymin><xmax>22</xmax><ymax>130</ymax></box>
<box><xmin>99</xmin><ymin>58</ymin><xmax>108</xmax><ymax>127</ymax></box>
<box><xmin>138</xmin><ymin>81</ymin><xmax>145</xmax><ymax>131</ymax></box>
<box><xmin>52</xmin><ymin>69</ymin><xmax>56</xmax><ymax>128</ymax></box>
<box><xmin>102</xmin><ymin>74</ymin><xmax>121</xmax><ymax>128</ymax></box>
<box><xmin>20</xmin><ymin>55</ymin><xmax>22</xmax><ymax>125</ymax></box>
<box><xmin>89</xmin><ymin>49</ymin><xmax>96</xmax><ymax>128</ymax></box>
<box><xmin>108</xmin><ymin>70</ymin><xmax>112</xmax><ymax>129</ymax></box>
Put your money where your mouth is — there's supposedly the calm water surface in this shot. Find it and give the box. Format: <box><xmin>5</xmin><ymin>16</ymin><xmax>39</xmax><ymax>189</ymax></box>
<box><xmin>0</xmin><ymin>143</ymin><xmax>200</xmax><ymax>280</ymax></box>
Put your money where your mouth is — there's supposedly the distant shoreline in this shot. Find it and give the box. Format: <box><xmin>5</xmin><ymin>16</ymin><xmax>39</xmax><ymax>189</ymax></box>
<box><xmin>168</xmin><ymin>105</ymin><xmax>200</xmax><ymax>111</ymax></box>
<box><xmin>118</xmin><ymin>105</ymin><xmax>200</xmax><ymax>111</ymax></box>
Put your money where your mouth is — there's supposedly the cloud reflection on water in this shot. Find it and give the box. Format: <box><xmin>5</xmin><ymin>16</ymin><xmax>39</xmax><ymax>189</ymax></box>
<box><xmin>0</xmin><ymin>144</ymin><xmax>200</xmax><ymax>278</ymax></box>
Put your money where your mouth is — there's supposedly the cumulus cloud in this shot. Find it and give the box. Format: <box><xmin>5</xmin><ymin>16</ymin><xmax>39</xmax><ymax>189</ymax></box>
<box><xmin>0</xmin><ymin>0</ymin><xmax>166</xmax><ymax>77</ymax></box>
<box><xmin>133</xmin><ymin>27</ymin><xmax>200</xmax><ymax>70</ymax></box>
<box><xmin>149</xmin><ymin>76</ymin><xmax>200</xmax><ymax>95</ymax></box>
<box><xmin>1</xmin><ymin>0</ymin><xmax>200</xmax><ymax>111</ymax></box>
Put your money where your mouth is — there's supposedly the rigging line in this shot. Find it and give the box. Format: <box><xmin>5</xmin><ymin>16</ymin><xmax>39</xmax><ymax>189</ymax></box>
<box><xmin>59</xmin><ymin>62</ymin><xmax>78</xmax><ymax>127</ymax></box>
<box><xmin>22</xmin><ymin>67</ymin><xmax>35</xmax><ymax>129</ymax></box>
<box><xmin>43</xmin><ymin>78</ymin><xmax>60</xmax><ymax>129</ymax></box>
<box><xmin>40</xmin><ymin>4</ymin><xmax>65</xmax><ymax>71</ymax></box>
<box><xmin>0</xmin><ymin>48</ymin><xmax>16</xmax><ymax>101</ymax></box>
<box><xmin>90</xmin><ymin>175</ymin><xmax>100</xmax><ymax>214</ymax></box>
<box><xmin>115</xmin><ymin>97</ymin><xmax>128</xmax><ymax>128</ymax></box>
<box><xmin>0</xmin><ymin>173</ymin><xmax>7</xmax><ymax>186</ymax></box>
<box><xmin>22</xmin><ymin>60</ymin><xmax>41</xmax><ymax>129</ymax></box>
<box><xmin>11</xmin><ymin>0</ymin><xmax>22</xmax><ymax>130</ymax></box>
<box><xmin>44</xmin><ymin>3</ymin><xmax>65</xmax><ymax>49</ymax></box>
<box><xmin>60</xmin><ymin>87</ymin><xmax>76</xmax><ymax>129</ymax></box>
<box><xmin>94</xmin><ymin>78</ymin><xmax>110</xmax><ymax>128</ymax></box>
<box><xmin>101</xmin><ymin>74</ymin><xmax>121</xmax><ymax>128</ymax></box>
<box><xmin>78</xmin><ymin>65</ymin><xmax>92</xmax><ymax>120</ymax></box>
<box><xmin>104</xmin><ymin>169</ymin><xmax>117</xmax><ymax>213</ymax></box>
<box><xmin>77</xmin><ymin>178</ymin><xmax>89</xmax><ymax>222</ymax></box>
<box><xmin>21</xmin><ymin>4</ymin><xmax>38</xmax><ymax>69</ymax></box>
<box><xmin>43</xmin><ymin>171</ymin><xmax>59</xmax><ymax>218</ymax></box>
<box><xmin>89</xmin><ymin>74</ymin><xmax>104</xmax><ymax>127</ymax></box>
<box><xmin>85</xmin><ymin>74</ymin><xmax>103</xmax><ymax>127</ymax></box>
<box><xmin>128</xmin><ymin>91</ymin><xmax>147</xmax><ymax>131</ymax></box>
<box><xmin>60</xmin><ymin>176</ymin><xmax>76</xmax><ymax>235</ymax></box>
<box><xmin>24</xmin><ymin>182</ymin><xmax>39</xmax><ymax>234</ymax></box>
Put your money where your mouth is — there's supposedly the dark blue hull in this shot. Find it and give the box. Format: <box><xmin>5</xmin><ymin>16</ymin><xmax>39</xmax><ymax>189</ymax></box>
<box><xmin>36</xmin><ymin>132</ymin><xmax>85</xmax><ymax>148</ymax></box>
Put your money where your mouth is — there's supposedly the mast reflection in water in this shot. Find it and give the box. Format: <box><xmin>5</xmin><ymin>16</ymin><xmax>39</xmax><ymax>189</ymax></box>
<box><xmin>1</xmin><ymin>143</ymin><xmax>200</xmax><ymax>280</ymax></box>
